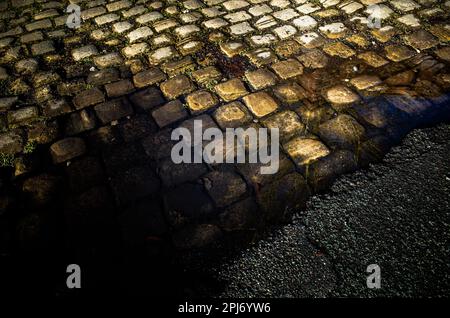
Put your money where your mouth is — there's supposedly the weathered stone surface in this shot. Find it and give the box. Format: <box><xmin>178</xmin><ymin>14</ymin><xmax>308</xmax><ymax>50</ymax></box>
<box><xmin>94</xmin><ymin>98</ymin><xmax>134</xmax><ymax>124</ymax></box>
<box><xmin>136</xmin><ymin>11</ymin><xmax>164</xmax><ymax>24</ymax></box>
<box><xmin>0</xmin><ymin>67</ymin><xmax>8</xmax><ymax>80</ymax></box>
<box><xmin>25</xmin><ymin>19</ymin><xmax>52</xmax><ymax>32</ymax></box>
<box><xmin>324</xmin><ymin>85</ymin><xmax>360</xmax><ymax>106</ymax></box>
<box><xmin>42</xmin><ymin>99</ymin><xmax>71</xmax><ymax>118</ymax></box>
<box><xmin>133</xmin><ymin>68</ymin><xmax>167</xmax><ymax>88</ymax></box>
<box><xmin>215</xmin><ymin>79</ymin><xmax>248</xmax><ymax>102</ymax></box>
<box><xmin>254</xmin><ymin>15</ymin><xmax>277</xmax><ymax>30</ymax></box>
<box><xmin>371</xmin><ymin>26</ymin><xmax>397</xmax><ymax>43</ymax></box>
<box><xmin>162</xmin><ymin>58</ymin><xmax>196</xmax><ymax>77</ymax></box>
<box><xmin>391</xmin><ymin>0</ymin><xmax>420</xmax><ymax>12</ymax></box>
<box><xmin>297</xmin><ymin>105</ymin><xmax>334</xmax><ymax>133</ymax></box>
<box><xmin>204</xmin><ymin>170</ymin><xmax>247</xmax><ymax>207</ymax></box>
<box><xmin>296</xmin><ymin>32</ymin><xmax>326</xmax><ymax>49</ymax></box>
<box><xmin>192</xmin><ymin>66</ymin><xmax>222</xmax><ymax>85</ymax></box>
<box><xmin>153</xmin><ymin>19</ymin><xmax>179</xmax><ymax>33</ymax></box>
<box><xmin>351</xmin><ymin>96</ymin><xmax>411</xmax><ymax>133</ymax></box>
<box><xmin>249</xmin><ymin>33</ymin><xmax>276</xmax><ymax>47</ymax></box>
<box><xmin>72</xmin><ymin>45</ymin><xmax>98</xmax><ymax>61</ymax></box>
<box><xmin>50</xmin><ymin>137</ymin><xmax>86</xmax><ymax>163</ymax></box>
<box><xmin>122</xmin><ymin>43</ymin><xmax>149</xmax><ymax>58</ymax></box>
<box><xmin>186</xmin><ymin>90</ymin><xmax>219</xmax><ymax>114</ymax></box>
<box><xmin>298</xmin><ymin>49</ymin><xmax>329</xmax><ymax>69</ymax></box>
<box><xmin>435</xmin><ymin>47</ymin><xmax>450</xmax><ymax>63</ymax></box>
<box><xmin>73</xmin><ymin>88</ymin><xmax>105</xmax><ymax>109</ymax></box>
<box><xmin>350</xmin><ymin>75</ymin><xmax>382</xmax><ymax>91</ymax></box>
<box><xmin>203</xmin><ymin>18</ymin><xmax>229</xmax><ymax>29</ymax></box>
<box><xmin>385</xmin><ymin>70</ymin><xmax>416</xmax><ymax>86</ymax></box>
<box><xmin>273</xmin><ymin>82</ymin><xmax>306</xmax><ymax>104</ymax></box>
<box><xmin>27</xmin><ymin>120</ymin><xmax>59</xmax><ymax>145</ymax></box>
<box><xmin>318</xmin><ymin>114</ymin><xmax>366</xmax><ymax>150</ymax></box>
<box><xmin>112</xmin><ymin>21</ymin><xmax>132</xmax><ymax>34</ymax></box>
<box><xmin>15</xmin><ymin>59</ymin><xmax>38</xmax><ymax>74</ymax></box>
<box><xmin>95</xmin><ymin>13</ymin><xmax>120</xmax><ymax>25</ymax></box>
<box><xmin>127</xmin><ymin>26</ymin><xmax>153</xmax><ymax>43</ymax></box>
<box><xmin>220</xmin><ymin>41</ymin><xmax>245</xmax><ymax>57</ymax></box>
<box><xmin>276</xmin><ymin>40</ymin><xmax>303</xmax><ymax>59</ymax></box>
<box><xmin>319</xmin><ymin>22</ymin><xmax>347</xmax><ymax>39</ymax></box>
<box><xmin>358</xmin><ymin>51</ymin><xmax>389</xmax><ymax>68</ymax></box>
<box><xmin>243</xmin><ymin>92</ymin><xmax>278</xmax><ymax>118</ymax></box>
<box><xmin>404</xmin><ymin>30</ymin><xmax>439</xmax><ymax>51</ymax></box>
<box><xmin>245</xmin><ymin>69</ymin><xmax>278</xmax><ymax>90</ymax></box>
<box><xmin>284</xmin><ymin>137</ymin><xmax>330</xmax><ymax>166</ymax></box>
<box><xmin>262</xmin><ymin>110</ymin><xmax>305</xmax><ymax>141</ymax></box>
<box><xmin>65</xmin><ymin>110</ymin><xmax>97</xmax><ymax>136</ymax></box>
<box><xmin>82</xmin><ymin>6</ymin><xmax>107</xmax><ymax>20</ymax></box>
<box><xmin>93</xmin><ymin>52</ymin><xmax>124</xmax><ymax>69</ymax></box>
<box><xmin>31</xmin><ymin>40</ymin><xmax>54</xmax><ymax>55</ymax></box>
<box><xmin>179</xmin><ymin>114</ymin><xmax>219</xmax><ymax>139</ymax></box>
<box><xmin>129</xmin><ymin>87</ymin><xmax>165</xmax><ymax>111</ymax></box>
<box><xmin>272</xmin><ymin>24</ymin><xmax>297</xmax><ymax>39</ymax></box>
<box><xmin>271</xmin><ymin>58</ymin><xmax>303</xmax><ymax>79</ymax></box>
<box><xmin>87</xmin><ymin>68</ymin><xmax>120</xmax><ymax>85</ymax></box>
<box><xmin>346</xmin><ymin>34</ymin><xmax>369</xmax><ymax>49</ymax></box>
<box><xmin>7</xmin><ymin>107</ymin><xmax>38</xmax><ymax>125</ymax></box>
<box><xmin>0</xmin><ymin>97</ymin><xmax>17</xmax><ymax>112</ymax></box>
<box><xmin>160</xmin><ymin>75</ymin><xmax>195</xmax><ymax>99</ymax></box>
<box><xmin>105</xmin><ymin>79</ymin><xmax>135</xmax><ymax>98</ymax></box>
<box><xmin>357</xmin><ymin>135</ymin><xmax>392</xmax><ymax>167</ymax></box>
<box><xmin>33</xmin><ymin>71</ymin><xmax>60</xmax><ymax>87</ymax></box>
<box><xmin>152</xmin><ymin>100</ymin><xmax>188</xmax><ymax>127</ymax></box>
<box><xmin>385</xmin><ymin>45</ymin><xmax>415</xmax><ymax>62</ymax></box>
<box><xmin>230</xmin><ymin>22</ymin><xmax>255</xmax><ymax>35</ymax></box>
<box><xmin>213</xmin><ymin>101</ymin><xmax>252</xmax><ymax>129</ymax></box>
<box><xmin>323</xmin><ymin>42</ymin><xmax>355</xmax><ymax>58</ymax></box>
<box><xmin>0</xmin><ymin>131</ymin><xmax>23</xmax><ymax>154</ymax></box>
<box><xmin>148</xmin><ymin>46</ymin><xmax>178</xmax><ymax>65</ymax></box>
<box><xmin>246</xmin><ymin>48</ymin><xmax>278</xmax><ymax>66</ymax></box>
<box><xmin>293</xmin><ymin>15</ymin><xmax>317</xmax><ymax>30</ymax></box>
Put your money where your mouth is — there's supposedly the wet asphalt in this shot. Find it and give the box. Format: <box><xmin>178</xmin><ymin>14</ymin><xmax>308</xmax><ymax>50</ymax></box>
<box><xmin>204</xmin><ymin>124</ymin><xmax>450</xmax><ymax>298</ymax></box>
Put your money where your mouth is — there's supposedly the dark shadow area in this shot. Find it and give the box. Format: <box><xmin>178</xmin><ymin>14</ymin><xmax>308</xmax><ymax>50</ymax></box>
<box><xmin>1</xmin><ymin>90</ymin><xmax>449</xmax><ymax>298</ymax></box>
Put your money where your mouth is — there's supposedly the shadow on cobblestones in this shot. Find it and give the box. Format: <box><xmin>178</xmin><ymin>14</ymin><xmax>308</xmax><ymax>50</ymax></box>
<box><xmin>0</xmin><ymin>0</ymin><xmax>450</xmax><ymax>297</ymax></box>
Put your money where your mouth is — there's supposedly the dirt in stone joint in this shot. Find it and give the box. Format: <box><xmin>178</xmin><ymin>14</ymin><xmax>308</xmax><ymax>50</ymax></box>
<box><xmin>0</xmin><ymin>0</ymin><xmax>450</xmax><ymax>295</ymax></box>
<box><xmin>196</xmin><ymin>43</ymin><xmax>256</xmax><ymax>78</ymax></box>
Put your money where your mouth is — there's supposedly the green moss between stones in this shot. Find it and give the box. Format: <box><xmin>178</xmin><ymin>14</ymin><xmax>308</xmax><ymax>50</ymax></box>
<box><xmin>0</xmin><ymin>153</ymin><xmax>15</xmax><ymax>167</ymax></box>
<box><xmin>23</xmin><ymin>140</ymin><xmax>37</xmax><ymax>154</ymax></box>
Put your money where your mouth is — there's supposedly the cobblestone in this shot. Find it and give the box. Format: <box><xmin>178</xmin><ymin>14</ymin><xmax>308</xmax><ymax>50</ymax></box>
<box><xmin>50</xmin><ymin>137</ymin><xmax>86</xmax><ymax>163</ymax></box>
<box><xmin>243</xmin><ymin>91</ymin><xmax>279</xmax><ymax>117</ymax></box>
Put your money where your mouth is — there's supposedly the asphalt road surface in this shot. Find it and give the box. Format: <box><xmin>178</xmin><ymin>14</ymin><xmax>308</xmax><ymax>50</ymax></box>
<box><xmin>198</xmin><ymin>124</ymin><xmax>450</xmax><ymax>298</ymax></box>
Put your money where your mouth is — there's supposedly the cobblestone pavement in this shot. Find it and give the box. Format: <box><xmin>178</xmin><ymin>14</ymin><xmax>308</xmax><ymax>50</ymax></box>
<box><xmin>0</xmin><ymin>0</ymin><xmax>450</xmax><ymax>258</ymax></box>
